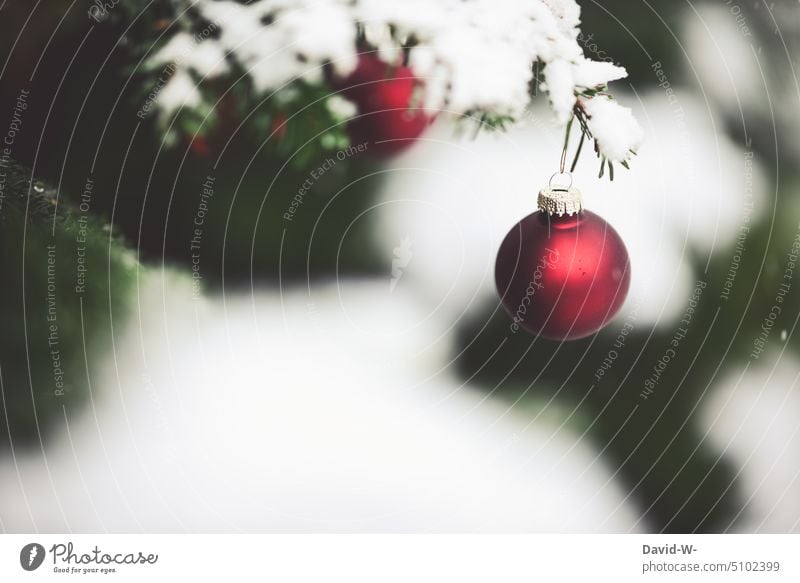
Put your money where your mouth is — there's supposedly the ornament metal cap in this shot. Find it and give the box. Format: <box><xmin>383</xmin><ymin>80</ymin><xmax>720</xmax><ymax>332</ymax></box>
<box><xmin>538</xmin><ymin>173</ymin><xmax>582</xmax><ymax>216</ymax></box>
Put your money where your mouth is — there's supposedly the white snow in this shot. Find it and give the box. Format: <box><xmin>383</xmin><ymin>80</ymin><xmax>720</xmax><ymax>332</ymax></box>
<box><xmin>701</xmin><ymin>355</ymin><xmax>800</xmax><ymax>532</ymax></box>
<box><xmin>144</xmin><ymin>0</ymin><xmax>642</xmax><ymax>162</ymax></box>
<box><xmin>572</xmin><ymin>58</ymin><xmax>628</xmax><ymax>90</ymax></box>
<box><xmin>581</xmin><ymin>96</ymin><xmax>644</xmax><ymax>162</ymax></box>
<box><xmin>684</xmin><ymin>3</ymin><xmax>800</xmax><ymax>161</ymax></box>
<box><xmin>0</xmin><ymin>272</ymin><xmax>641</xmax><ymax>532</ymax></box>
<box><xmin>155</xmin><ymin>69</ymin><xmax>203</xmax><ymax>117</ymax></box>
<box><xmin>150</xmin><ymin>32</ymin><xmax>229</xmax><ymax>78</ymax></box>
<box><xmin>539</xmin><ymin>59</ymin><xmax>576</xmax><ymax>124</ymax></box>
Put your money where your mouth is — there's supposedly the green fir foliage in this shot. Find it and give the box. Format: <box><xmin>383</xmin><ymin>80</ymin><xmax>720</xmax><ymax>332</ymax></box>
<box><xmin>0</xmin><ymin>162</ymin><xmax>137</xmax><ymax>447</ymax></box>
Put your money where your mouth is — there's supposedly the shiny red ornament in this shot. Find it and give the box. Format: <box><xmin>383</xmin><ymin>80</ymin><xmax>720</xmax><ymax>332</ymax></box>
<box><xmin>495</xmin><ymin>186</ymin><xmax>630</xmax><ymax>341</ymax></box>
<box><xmin>337</xmin><ymin>54</ymin><xmax>433</xmax><ymax>157</ymax></box>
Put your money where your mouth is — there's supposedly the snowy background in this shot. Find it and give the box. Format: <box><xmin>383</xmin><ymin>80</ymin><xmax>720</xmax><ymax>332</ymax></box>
<box><xmin>0</xmin><ymin>0</ymin><xmax>799</xmax><ymax>534</ymax></box>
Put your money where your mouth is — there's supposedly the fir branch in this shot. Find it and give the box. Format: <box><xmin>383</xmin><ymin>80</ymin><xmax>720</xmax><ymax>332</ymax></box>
<box><xmin>564</xmin><ymin>87</ymin><xmax>637</xmax><ymax>180</ymax></box>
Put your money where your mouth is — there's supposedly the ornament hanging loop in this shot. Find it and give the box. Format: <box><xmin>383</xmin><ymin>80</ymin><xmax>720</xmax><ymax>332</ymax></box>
<box><xmin>549</xmin><ymin>171</ymin><xmax>573</xmax><ymax>192</ymax></box>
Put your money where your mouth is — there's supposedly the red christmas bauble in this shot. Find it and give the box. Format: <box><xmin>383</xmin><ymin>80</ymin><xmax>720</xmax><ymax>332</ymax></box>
<box><xmin>184</xmin><ymin>92</ymin><xmax>241</xmax><ymax>160</ymax></box>
<box><xmin>495</xmin><ymin>186</ymin><xmax>630</xmax><ymax>341</ymax></box>
<box><xmin>337</xmin><ymin>54</ymin><xmax>433</xmax><ymax>157</ymax></box>
<box><xmin>188</xmin><ymin>135</ymin><xmax>212</xmax><ymax>159</ymax></box>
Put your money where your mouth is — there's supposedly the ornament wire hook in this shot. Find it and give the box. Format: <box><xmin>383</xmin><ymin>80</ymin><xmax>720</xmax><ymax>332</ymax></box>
<box><xmin>552</xmin><ymin>113</ymin><xmax>575</xmax><ymax>192</ymax></box>
<box><xmin>559</xmin><ymin>140</ymin><xmax>568</xmax><ymax>174</ymax></box>
<box><xmin>549</xmin><ymin>171</ymin><xmax>573</xmax><ymax>192</ymax></box>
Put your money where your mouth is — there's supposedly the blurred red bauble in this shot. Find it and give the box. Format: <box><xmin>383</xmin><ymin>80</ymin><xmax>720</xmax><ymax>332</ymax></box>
<box><xmin>495</xmin><ymin>186</ymin><xmax>630</xmax><ymax>341</ymax></box>
<box><xmin>185</xmin><ymin>92</ymin><xmax>241</xmax><ymax>160</ymax></box>
<box><xmin>337</xmin><ymin>54</ymin><xmax>433</xmax><ymax>157</ymax></box>
<box><xmin>271</xmin><ymin>111</ymin><xmax>289</xmax><ymax>141</ymax></box>
<box><xmin>188</xmin><ymin>135</ymin><xmax>214</xmax><ymax>159</ymax></box>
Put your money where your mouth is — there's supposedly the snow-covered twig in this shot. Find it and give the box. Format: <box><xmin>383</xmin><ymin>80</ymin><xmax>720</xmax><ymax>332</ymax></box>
<box><xmin>143</xmin><ymin>0</ymin><xmax>643</xmax><ymax>166</ymax></box>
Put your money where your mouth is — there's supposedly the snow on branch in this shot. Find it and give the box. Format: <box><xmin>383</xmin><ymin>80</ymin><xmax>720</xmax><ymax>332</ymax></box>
<box><xmin>145</xmin><ymin>0</ymin><xmax>642</xmax><ymax>165</ymax></box>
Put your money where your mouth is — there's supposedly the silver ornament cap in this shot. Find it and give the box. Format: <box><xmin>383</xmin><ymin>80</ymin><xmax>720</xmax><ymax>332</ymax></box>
<box><xmin>538</xmin><ymin>184</ymin><xmax>583</xmax><ymax>216</ymax></box>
